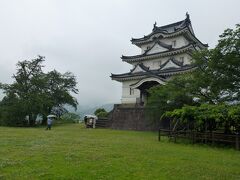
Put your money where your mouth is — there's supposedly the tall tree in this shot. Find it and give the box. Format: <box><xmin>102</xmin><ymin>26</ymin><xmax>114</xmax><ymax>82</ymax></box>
<box><xmin>191</xmin><ymin>24</ymin><xmax>240</xmax><ymax>103</ymax></box>
<box><xmin>0</xmin><ymin>56</ymin><xmax>78</xmax><ymax>126</ymax></box>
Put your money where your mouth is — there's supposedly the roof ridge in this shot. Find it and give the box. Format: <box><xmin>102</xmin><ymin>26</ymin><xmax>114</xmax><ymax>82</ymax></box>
<box><xmin>153</xmin><ymin>19</ymin><xmax>185</xmax><ymax>31</ymax></box>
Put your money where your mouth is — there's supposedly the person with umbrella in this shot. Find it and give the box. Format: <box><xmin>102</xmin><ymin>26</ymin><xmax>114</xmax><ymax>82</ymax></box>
<box><xmin>46</xmin><ymin>115</ymin><xmax>56</xmax><ymax>130</ymax></box>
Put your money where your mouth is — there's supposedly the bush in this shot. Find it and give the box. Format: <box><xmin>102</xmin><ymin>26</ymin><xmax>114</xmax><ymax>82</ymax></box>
<box><xmin>61</xmin><ymin>113</ymin><xmax>81</xmax><ymax>123</ymax></box>
<box><xmin>161</xmin><ymin>104</ymin><xmax>240</xmax><ymax>133</ymax></box>
<box><xmin>94</xmin><ymin>108</ymin><xmax>108</xmax><ymax>118</ymax></box>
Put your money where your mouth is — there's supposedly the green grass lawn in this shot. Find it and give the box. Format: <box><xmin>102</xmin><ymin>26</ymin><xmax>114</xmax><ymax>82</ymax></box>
<box><xmin>0</xmin><ymin>124</ymin><xmax>239</xmax><ymax>180</ymax></box>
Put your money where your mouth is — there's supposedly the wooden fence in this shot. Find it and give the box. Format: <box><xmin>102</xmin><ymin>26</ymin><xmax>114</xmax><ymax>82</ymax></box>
<box><xmin>158</xmin><ymin>129</ymin><xmax>240</xmax><ymax>151</ymax></box>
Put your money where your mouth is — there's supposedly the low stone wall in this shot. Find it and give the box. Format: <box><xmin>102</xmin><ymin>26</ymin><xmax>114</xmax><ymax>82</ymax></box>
<box><xmin>109</xmin><ymin>104</ymin><xmax>159</xmax><ymax>131</ymax></box>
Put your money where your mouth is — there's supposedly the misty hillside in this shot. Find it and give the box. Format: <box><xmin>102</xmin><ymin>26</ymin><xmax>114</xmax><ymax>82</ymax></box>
<box><xmin>77</xmin><ymin>103</ymin><xmax>114</xmax><ymax>117</ymax></box>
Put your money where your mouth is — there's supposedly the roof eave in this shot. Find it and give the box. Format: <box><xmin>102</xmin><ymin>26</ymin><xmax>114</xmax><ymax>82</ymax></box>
<box><xmin>122</xmin><ymin>44</ymin><xmax>195</xmax><ymax>63</ymax></box>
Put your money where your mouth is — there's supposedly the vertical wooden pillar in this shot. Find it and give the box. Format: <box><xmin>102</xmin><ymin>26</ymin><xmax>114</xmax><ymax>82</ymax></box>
<box><xmin>211</xmin><ymin>131</ymin><xmax>214</xmax><ymax>146</ymax></box>
<box><xmin>192</xmin><ymin>131</ymin><xmax>195</xmax><ymax>144</ymax></box>
<box><xmin>204</xmin><ymin>123</ymin><xmax>207</xmax><ymax>144</ymax></box>
<box><xmin>158</xmin><ymin>129</ymin><xmax>161</xmax><ymax>141</ymax></box>
<box><xmin>140</xmin><ymin>91</ymin><xmax>142</xmax><ymax>103</ymax></box>
<box><xmin>236</xmin><ymin>133</ymin><xmax>239</xmax><ymax>151</ymax></box>
<box><xmin>174</xmin><ymin>132</ymin><xmax>177</xmax><ymax>143</ymax></box>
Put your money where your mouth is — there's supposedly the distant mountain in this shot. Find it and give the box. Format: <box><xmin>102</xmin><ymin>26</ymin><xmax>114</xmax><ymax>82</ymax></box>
<box><xmin>76</xmin><ymin>103</ymin><xmax>115</xmax><ymax>118</ymax></box>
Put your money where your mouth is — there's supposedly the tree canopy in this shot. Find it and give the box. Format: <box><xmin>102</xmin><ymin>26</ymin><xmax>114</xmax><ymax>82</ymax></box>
<box><xmin>0</xmin><ymin>56</ymin><xmax>78</xmax><ymax>126</ymax></box>
<box><xmin>94</xmin><ymin>108</ymin><xmax>108</xmax><ymax>118</ymax></box>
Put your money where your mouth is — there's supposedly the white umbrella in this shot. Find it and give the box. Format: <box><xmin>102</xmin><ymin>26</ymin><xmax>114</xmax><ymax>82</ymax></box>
<box><xmin>47</xmin><ymin>115</ymin><xmax>57</xmax><ymax>118</ymax></box>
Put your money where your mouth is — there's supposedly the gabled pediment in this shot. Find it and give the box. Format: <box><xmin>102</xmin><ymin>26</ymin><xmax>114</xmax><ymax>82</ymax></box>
<box><xmin>145</xmin><ymin>40</ymin><xmax>172</xmax><ymax>55</ymax></box>
<box><xmin>146</xmin><ymin>44</ymin><xmax>168</xmax><ymax>55</ymax></box>
<box><xmin>131</xmin><ymin>63</ymin><xmax>149</xmax><ymax>73</ymax></box>
<box><xmin>160</xmin><ymin>58</ymin><xmax>183</xmax><ymax>70</ymax></box>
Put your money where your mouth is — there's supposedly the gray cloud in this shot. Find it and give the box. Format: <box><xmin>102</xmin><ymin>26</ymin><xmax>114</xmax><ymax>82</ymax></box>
<box><xmin>0</xmin><ymin>0</ymin><xmax>239</xmax><ymax>107</ymax></box>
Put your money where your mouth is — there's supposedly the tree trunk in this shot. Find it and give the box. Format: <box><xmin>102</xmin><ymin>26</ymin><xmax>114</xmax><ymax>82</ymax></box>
<box><xmin>29</xmin><ymin>113</ymin><xmax>35</xmax><ymax>126</ymax></box>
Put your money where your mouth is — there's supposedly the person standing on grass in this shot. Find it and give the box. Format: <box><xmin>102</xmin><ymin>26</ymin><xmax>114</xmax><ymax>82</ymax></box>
<box><xmin>46</xmin><ymin>117</ymin><xmax>53</xmax><ymax>130</ymax></box>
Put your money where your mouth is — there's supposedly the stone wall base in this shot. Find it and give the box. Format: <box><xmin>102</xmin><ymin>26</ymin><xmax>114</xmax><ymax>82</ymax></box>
<box><xmin>108</xmin><ymin>104</ymin><xmax>159</xmax><ymax>131</ymax></box>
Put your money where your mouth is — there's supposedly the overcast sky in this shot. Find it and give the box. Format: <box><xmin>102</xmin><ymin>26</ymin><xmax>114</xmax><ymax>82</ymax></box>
<box><xmin>0</xmin><ymin>0</ymin><xmax>239</xmax><ymax>107</ymax></box>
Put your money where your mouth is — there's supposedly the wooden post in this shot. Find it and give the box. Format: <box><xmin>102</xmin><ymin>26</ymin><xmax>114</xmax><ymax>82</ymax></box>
<box><xmin>212</xmin><ymin>131</ymin><xmax>214</xmax><ymax>146</ymax></box>
<box><xmin>158</xmin><ymin>129</ymin><xmax>161</xmax><ymax>141</ymax></box>
<box><xmin>192</xmin><ymin>131</ymin><xmax>195</xmax><ymax>144</ymax></box>
<box><xmin>236</xmin><ymin>133</ymin><xmax>239</xmax><ymax>151</ymax></box>
<box><xmin>204</xmin><ymin>123</ymin><xmax>207</xmax><ymax>144</ymax></box>
<box><xmin>174</xmin><ymin>131</ymin><xmax>177</xmax><ymax>143</ymax></box>
<box><xmin>193</xmin><ymin>130</ymin><xmax>196</xmax><ymax>144</ymax></box>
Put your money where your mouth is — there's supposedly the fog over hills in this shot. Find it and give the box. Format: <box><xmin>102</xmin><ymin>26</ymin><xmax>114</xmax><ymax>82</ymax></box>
<box><xmin>78</xmin><ymin>103</ymin><xmax>114</xmax><ymax>117</ymax></box>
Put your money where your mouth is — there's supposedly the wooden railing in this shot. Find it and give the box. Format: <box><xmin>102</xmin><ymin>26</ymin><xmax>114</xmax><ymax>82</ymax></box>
<box><xmin>158</xmin><ymin>129</ymin><xmax>240</xmax><ymax>151</ymax></box>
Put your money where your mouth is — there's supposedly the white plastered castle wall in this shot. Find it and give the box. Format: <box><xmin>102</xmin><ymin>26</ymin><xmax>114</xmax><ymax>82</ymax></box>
<box><xmin>121</xmin><ymin>80</ymin><xmax>140</xmax><ymax>104</ymax></box>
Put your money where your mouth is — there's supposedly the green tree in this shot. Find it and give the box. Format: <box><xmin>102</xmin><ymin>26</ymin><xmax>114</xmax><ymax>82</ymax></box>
<box><xmin>94</xmin><ymin>108</ymin><xmax>108</xmax><ymax>118</ymax></box>
<box><xmin>147</xmin><ymin>74</ymin><xmax>198</xmax><ymax>121</ymax></box>
<box><xmin>0</xmin><ymin>92</ymin><xmax>27</xmax><ymax>126</ymax></box>
<box><xmin>0</xmin><ymin>56</ymin><xmax>78</xmax><ymax>126</ymax></box>
<box><xmin>0</xmin><ymin>56</ymin><xmax>47</xmax><ymax>125</ymax></box>
<box><xmin>42</xmin><ymin>70</ymin><xmax>78</xmax><ymax>123</ymax></box>
<box><xmin>61</xmin><ymin>112</ymin><xmax>81</xmax><ymax>123</ymax></box>
<box><xmin>190</xmin><ymin>24</ymin><xmax>240</xmax><ymax>103</ymax></box>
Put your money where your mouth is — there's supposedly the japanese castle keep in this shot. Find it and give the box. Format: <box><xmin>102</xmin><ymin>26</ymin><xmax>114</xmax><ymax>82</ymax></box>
<box><xmin>109</xmin><ymin>13</ymin><xmax>207</xmax><ymax>130</ymax></box>
<box><xmin>111</xmin><ymin>13</ymin><xmax>207</xmax><ymax>105</ymax></box>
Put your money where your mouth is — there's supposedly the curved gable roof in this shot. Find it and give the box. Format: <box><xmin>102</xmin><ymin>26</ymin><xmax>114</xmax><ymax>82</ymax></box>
<box><xmin>131</xmin><ymin>13</ymin><xmax>193</xmax><ymax>44</ymax></box>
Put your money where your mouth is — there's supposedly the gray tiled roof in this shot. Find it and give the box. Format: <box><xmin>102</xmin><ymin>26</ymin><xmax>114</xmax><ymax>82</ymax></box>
<box><xmin>131</xmin><ymin>13</ymin><xmax>192</xmax><ymax>43</ymax></box>
<box><xmin>111</xmin><ymin>63</ymin><xmax>195</xmax><ymax>81</ymax></box>
<box><xmin>122</xmin><ymin>43</ymin><xmax>195</xmax><ymax>61</ymax></box>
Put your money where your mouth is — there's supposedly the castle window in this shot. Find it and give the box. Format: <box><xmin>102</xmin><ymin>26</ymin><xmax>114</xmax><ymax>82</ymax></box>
<box><xmin>180</xmin><ymin>57</ymin><xmax>184</xmax><ymax>63</ymax></box>
<box><xmin>172</xmin><ymin>40</ymin><xmax>176</xmax><ymax>47</ymax></box>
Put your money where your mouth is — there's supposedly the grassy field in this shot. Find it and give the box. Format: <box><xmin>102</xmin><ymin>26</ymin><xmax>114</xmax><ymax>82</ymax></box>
<box><xmin>0</xmin><ymin>124</ymin><xmax>240</xmax><ymax>180</ymax></box>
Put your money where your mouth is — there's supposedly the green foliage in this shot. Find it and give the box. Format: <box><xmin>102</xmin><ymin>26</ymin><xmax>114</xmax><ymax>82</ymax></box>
<box><xmin>228</xmin><ymin>105</ymin><xmax>240</xmax><ymax>131</ymax></box>
<box><xmin>0</xmin><ymin>93</ymin><xmax>27</xmax><ymax>126</ymax></box>
<box><xmin>146</xmin><ymin>74</ymin><xmax>198</xmax><ymax>121</ymax></box>
<box><xmin>61</xmin><ymin>112</ymin><xmax>81</xmax><ymax>123</ymax></box>
<box><xmin>191</xmin><ymin>24</ymin><xmax>240</xmax><ymax>103</ymax></box>
<box><xmin>162</xmin><ymin>104</ymin><xmax>240</xmax><ymax>133</ymax></box>
<box><xmin>0</xmin><ymin>56</ymin><xmax>78</xmax><ymax>126</ymax></box>
<box><xmin>94</xmin><ymin>108</ymin><xmax>108</xmax><ymax>118</ymax></box>
<box><xmin>46</xmin><ymin>70</ymin><xmax>78</xmax><ymax>111</ymax></box>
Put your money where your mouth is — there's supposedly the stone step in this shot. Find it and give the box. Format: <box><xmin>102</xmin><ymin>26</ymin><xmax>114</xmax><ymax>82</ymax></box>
<box><xmin>95</xmin><ymin>118</ymin><xmax>111</xmax><ymax>128</ymax></box>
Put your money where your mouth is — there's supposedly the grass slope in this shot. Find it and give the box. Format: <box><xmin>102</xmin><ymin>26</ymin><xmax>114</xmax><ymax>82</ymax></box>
<box><xmin>0</xmin><ymin>124</ymin><xmax>239</xmax><ymax>179</ymax></box>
